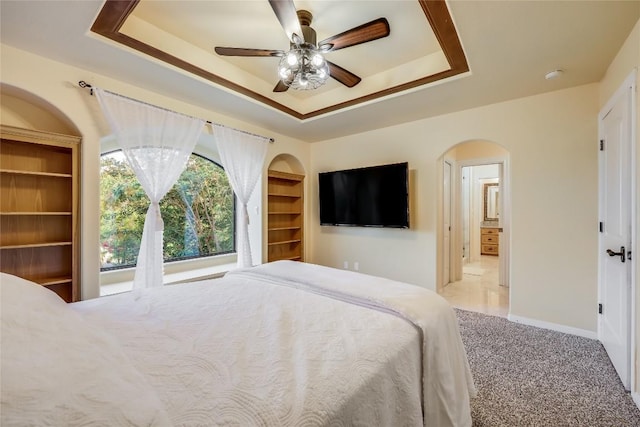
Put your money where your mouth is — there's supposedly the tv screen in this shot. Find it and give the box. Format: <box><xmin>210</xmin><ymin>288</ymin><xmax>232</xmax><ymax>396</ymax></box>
<box><xmin>319</xmin><ymin>162</ymin><xmax>409</xmax><ymax>228</ymax></box>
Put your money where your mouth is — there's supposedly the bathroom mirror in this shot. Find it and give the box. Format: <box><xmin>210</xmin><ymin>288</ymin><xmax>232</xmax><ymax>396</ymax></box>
<box><xmin>484</xmin><ymin>183</ymin><xmax>500</xmax><ymax>221</ymax></box>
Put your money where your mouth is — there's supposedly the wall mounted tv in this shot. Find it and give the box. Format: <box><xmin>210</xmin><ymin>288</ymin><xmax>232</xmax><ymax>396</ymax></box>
<box><xmin>319</xmin><ymin>162</ymin><xmax>409</xmax><ymax>228</ymax></box>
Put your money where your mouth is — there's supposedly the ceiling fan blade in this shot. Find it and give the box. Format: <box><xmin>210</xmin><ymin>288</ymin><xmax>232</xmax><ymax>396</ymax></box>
<box><xmin>215</xmin><ymin>47</ymin><xmax>284</xmax><ymax>57</ymax></box>
<box><xmin>319</xmin><ymin>18</ymin><xmax>390</xmax><ymax>52</ymax></box>
<box><xmin>269</xmin><ymin>0</ymin><xmax>304</xmax><ymax>44</ymax></box>
<box><xmin>273</xmin><ymin>80</ymin><xmax>289</xmax><ymax>92</ymax></box>
<box><xmin>327</xmin><ymin>62</ymin><xmax>361</xmax><ymax>88</ymax></box>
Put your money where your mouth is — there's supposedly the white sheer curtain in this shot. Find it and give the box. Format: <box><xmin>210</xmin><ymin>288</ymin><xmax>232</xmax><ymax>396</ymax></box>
<box><xmin>214</xmin><ymin>125</ymin><xmax>269</xmax><ymax>268</ymax></box>
<box><xmin>95</xmin><ymin>88</ymin><xmax>204</xmax><ymax>289</ymax></box>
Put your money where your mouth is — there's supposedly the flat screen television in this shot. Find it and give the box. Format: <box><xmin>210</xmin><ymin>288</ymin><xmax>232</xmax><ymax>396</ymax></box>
<box><xmin>319</xmin><ymin>162</ymin><xmax>409</xmax><ymax>228</ymax></box>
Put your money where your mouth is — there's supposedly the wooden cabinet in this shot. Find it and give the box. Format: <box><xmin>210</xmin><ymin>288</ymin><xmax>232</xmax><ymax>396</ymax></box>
<box><xmin>267</xmin><ymin>170</ymin><xmax>304</xmax><ymax>262</ymax></box>
<box><xmin>0</xmin><ymin>125</ymin><xmax>80</xmax><ymax>302</ymax></box>
<box><xmin>481</xmin><ymin>227</ymin><xmax>499</xmax><ymax>256</ymax></box>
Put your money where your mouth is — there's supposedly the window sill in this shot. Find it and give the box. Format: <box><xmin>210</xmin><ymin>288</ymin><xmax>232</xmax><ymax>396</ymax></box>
<box><xmin>99</xmin><ymin>261</ymin><xmax>237</xmax><ymax>297</ymax></box>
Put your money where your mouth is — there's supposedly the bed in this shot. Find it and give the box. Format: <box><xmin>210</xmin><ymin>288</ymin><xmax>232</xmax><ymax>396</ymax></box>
<box><xmin>1</xmin><ymin>260</ymin><xmax>475</xmax><ymax>426</ymax></box>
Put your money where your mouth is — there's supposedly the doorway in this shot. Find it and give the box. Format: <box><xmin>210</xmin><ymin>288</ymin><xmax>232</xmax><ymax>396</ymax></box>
<box><xmin>438</xmin><ymin>141</ymin><xmax>510</xmax><ymax>317</ymax></box>
<box><xmin>463</xmin><ymin>164</ymin><xmax>500</xmax><ymax>269</ymax></box>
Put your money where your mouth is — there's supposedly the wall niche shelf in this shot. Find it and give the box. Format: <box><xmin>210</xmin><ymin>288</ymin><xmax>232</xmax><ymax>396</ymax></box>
<box><xmin>0</xmin><ymin>125</ymin><xmax>81</xmax><ymax>302</ymax></box>
<box><xmin>267</xmin><ymin>170</ymin><xmax>304</xmax><ymax>263</ymax></box>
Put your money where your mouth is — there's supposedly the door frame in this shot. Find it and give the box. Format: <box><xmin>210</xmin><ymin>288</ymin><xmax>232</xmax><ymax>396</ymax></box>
<box><xmin>443</xmin><ymin>160</ymin><xmax>453</xmax><ymax>286</ymax></box>
<box><xmin>452</xmin><ymin>155</ymin><xmax>510</xmax><ymax>289</ymax></box>
<box><xmin>461</xmin><ymin>166</ymin><xmax>471</xmax><ymax>264</ymax></box>
<box><xmin>597</xmin><ymin>70</ymin><xmax>637</xmax><ymax>392</ymax></box>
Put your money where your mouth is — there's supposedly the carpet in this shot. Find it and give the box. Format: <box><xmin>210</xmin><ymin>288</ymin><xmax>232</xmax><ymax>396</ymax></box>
<box><xmin>455</xmin><ymin>309</ymin><xmax>640</xmax><ymax>427</ymax></box>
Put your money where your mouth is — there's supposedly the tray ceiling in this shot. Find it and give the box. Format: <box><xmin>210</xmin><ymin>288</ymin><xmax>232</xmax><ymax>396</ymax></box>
<box><xmin>91</xmin><ymin>0</ymin><xmax>468</xmax><ymax>120</ymax></box>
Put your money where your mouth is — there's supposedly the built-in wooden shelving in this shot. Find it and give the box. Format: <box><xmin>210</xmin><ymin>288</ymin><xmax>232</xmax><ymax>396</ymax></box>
<box><xmin>0</xmin><ymin>125</ymin><xmax>81</xmax><ymax>302</ymax></box>
<box><xmin>267</xmin><ymin>170</ymin><xmax>304</xmax><ymax>262</ymax></box>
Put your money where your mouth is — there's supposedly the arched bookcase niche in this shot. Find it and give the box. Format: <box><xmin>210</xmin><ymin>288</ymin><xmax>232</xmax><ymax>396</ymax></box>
<box><xmin>266</xmin><ymin>154</ymin><xmax>305</xmax><ymax>263</ymax></box>
<box><xmin>1</xmin><ymin>84</ymin><xmax>82</xmax><ymax>302</ymax></box>
<box><xmin>1</xmin><ymin>84</ymin><xmax>80</xmax><ymax>136</ymax></box>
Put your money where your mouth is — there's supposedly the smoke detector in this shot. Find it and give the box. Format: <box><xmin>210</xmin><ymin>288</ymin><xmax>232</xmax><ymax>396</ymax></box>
<box><xmin>545</xmin><ymin>69</ymin><xmax>564</xmax><ymax>80</ymax></box>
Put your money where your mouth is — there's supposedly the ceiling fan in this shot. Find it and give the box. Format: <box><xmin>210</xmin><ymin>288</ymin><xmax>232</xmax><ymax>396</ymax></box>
<box><xmin>214</xmin><ymin>0</ymin><xmax>390</xmax><ymax>92</ymax></box>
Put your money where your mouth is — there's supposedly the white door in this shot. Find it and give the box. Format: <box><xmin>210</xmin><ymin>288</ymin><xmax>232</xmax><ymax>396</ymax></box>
<box><xmin>598</xmin><ymin>77</ymin><xmax>633</xmax><ymax>390</ymax></box>
<box><xmin>443</xmin><ymin>161</ymin><xmax>452</xmax><ymax>285</ymax></box>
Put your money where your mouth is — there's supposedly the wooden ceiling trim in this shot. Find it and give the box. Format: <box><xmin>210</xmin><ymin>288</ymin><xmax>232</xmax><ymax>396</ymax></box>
<box><xmin>304</xmin><ymin>0</ymin><xmax>469</xmax><ymax>119</ymax></box>
<box><xmin>419</xmin><ymin>0</ymin><xmax>469</xmax><ymax>71</ymax></box>
<box><xmin>91</xmin><ymin>0</ymin><xmax>468</xmax><ymax>121</ymax></box>
<box><xmin>91</xmin><ymin>0</ymin><xmax>303</xmax><ymax>119</ymax></box>
<box><xmin>90</xmin><ymin>0</ymin><xmax>139</xmax><ymax>34</ymax></box>
<box><xmin>304</xmin><ymin>68</ymin><xmax>464</xmax><ymax>119</ymax></box>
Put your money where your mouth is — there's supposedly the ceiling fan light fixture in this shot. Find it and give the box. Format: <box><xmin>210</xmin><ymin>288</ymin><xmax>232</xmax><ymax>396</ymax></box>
<box><xmin>286</xmin><ymin>51</ymin><xmax>299</xmax><ymax>66</ymax></box>
<box><xmin>215</xmin><ymin>3</ymin><xmax>390</xmax><ymax>93</ymax></box>
<box><xmin>291</xmin><ymin>33</ymin><xmax>304</xmax><ymax>46</ymax></box>
<box><xmin>278</xmin><ymin>45</ymin><xmax>329</xmax><ymax>90</ymax></box>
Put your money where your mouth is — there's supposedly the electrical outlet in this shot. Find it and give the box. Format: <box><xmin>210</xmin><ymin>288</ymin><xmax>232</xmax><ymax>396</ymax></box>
<box><xmin>353</xmin><ymin>262</ymin><xmax>359</xmax><ymax>271</ymax></box>
<box><xmin>343</xmin><ymin>261</ymin><xmax>349</xmax><ymax>269</ymax></box>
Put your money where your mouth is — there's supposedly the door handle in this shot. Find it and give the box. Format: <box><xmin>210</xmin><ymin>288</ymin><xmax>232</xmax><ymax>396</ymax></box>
<box><xmin>606</xmin><ymin>246</ymin><xmax>626</xmax><ymax>263</ymax></box>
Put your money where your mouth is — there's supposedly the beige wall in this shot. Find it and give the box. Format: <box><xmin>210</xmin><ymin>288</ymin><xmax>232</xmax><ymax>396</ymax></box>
<box><xmin>452</xmin><ymin>140</ymin><xmax>509</xmax><ymax>161</ymax></box>
<box><xmin>598</xmin><ymin>17</ymin><xmax>640</xmax><ymax>400</ymax></box>
<box><xmin>0</xmin><ymin>44</ymin><xmax>310</xmax><ymax>299</ymax></box>
<box><xmin>310</xmin><ymin>83</ymin><xmax>599</xmax><ymax>334</ymax></box>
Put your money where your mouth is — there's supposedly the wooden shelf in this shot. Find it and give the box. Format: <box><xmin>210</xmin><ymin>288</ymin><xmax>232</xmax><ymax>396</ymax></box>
<box><xmin>267</xmin><ymin>170</ymin><xmax>304</xmax><ymax>263</ymax></box>
<box><xmin>0</xmin><ymin>211</ymin><xmax>72</xmax><ymax>216</ymax></box>
<box><xmin>269</xmin><ymin>226</ymin><xmax>301</xmax><ymax>231</ymax></box>
<box><xmin>268</xmin><ymin>239</ymin><xmax>301</xmax><ymax>246</ymax></box>
<box><xmin>33</xmin><ymin>276</ymin><xmax>73</xmax><ymax>286</ymax></box>
<box><xmin>268</xmin><ymin>170</ymin><xmax>304</xmax><ymax>181</ymax></box>
<box><xmin>0</xmin><ymin>169</ymin><xmax>72</xmax><ymax>178</ymax></box>
<box><xmin>1</xmin><ymin>125</ymin><xmax>80</xmax><ymax>303</ymax></box>
<box><xmin>268</xmin><ymin>192</ymin><xmax>301</xmax><ymax>198</ymax></box>
<box><xmin>1</xmin><ymin>241</ymin><xmax>72</xmax><ymax>250</ymax></box>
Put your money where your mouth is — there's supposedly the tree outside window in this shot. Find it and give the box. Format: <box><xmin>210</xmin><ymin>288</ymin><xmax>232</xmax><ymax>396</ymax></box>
<box><xmin>100</xmin><ymin>151</ymin><xmax>235</xmax><ymax>270</ymax></box>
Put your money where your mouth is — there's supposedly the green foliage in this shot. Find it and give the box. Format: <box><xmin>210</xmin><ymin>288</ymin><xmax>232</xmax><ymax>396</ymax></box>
<box><xmin>100</xmin><ymin>152</ymin><xmax>235</xmax><ymax>269</ymax></box>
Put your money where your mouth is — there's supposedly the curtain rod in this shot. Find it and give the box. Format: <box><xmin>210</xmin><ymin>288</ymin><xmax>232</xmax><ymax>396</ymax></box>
<box><xmin>78</xmin><ymin>81</ymin><xmax>274</xmax><ymax>143</ymax></box>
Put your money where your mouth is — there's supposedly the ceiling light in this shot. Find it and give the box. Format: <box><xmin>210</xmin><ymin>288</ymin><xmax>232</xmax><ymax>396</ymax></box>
<box><xmin>544</xmin><ymin>69</ymin><xmax>564</xmax><ymax>80</ymax></box>
<box><xmin>278</xmin><ymin>44</ymin><xmax>329</xmax><ymax>91</ymax></box>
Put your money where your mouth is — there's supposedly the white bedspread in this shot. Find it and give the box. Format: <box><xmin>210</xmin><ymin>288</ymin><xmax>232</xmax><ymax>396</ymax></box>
<box><xmin>73</xmin><ymin>263</ymin><xmax>427</xmax><ymax>426</ymax></box>
<box><xmin>229</xmin><ymin>261</ymin><xmax>476</xmax><ymax>427</ymax></box>
<box><xmin>2</xmin><ymin>261</ymin><xmax>474</xmax><ymax>427</ymax></box>
<box><xmin>0</xmin><ymin>273</ymin><xmax>172</xmax><ymax>426</ymax></box>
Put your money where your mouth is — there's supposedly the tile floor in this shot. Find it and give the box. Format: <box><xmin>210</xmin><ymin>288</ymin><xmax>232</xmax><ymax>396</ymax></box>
<box><xmin>439</xmin><ymin>255</ymin><xmax>509</xmax><ymax>317</ymax></box>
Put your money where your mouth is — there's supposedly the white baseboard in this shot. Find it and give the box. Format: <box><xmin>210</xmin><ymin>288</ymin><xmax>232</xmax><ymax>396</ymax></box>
<box><xmin>507</xmin><ymin>314</ymin><xmax>598</xmax><ymax>340</ymax></box>
<box><xmin>633</xmin><ymin>392</ymin><xmax>640</xmax><ymax>411</ymax></box>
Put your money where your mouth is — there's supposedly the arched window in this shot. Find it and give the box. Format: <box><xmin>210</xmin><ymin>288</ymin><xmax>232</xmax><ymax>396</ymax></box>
<box><xmin>100</xmin><ymin>151</ymin><xmax>235</xmax><ymax>270</ymax></box>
